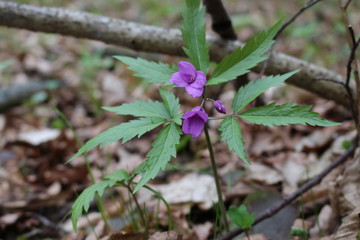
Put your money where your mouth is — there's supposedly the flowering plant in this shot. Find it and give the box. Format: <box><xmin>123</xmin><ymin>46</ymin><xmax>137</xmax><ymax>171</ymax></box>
<box><xmin>68</xmin><ymin>0</ymin><xmax>340</xmax><ymax>234</ymax></box>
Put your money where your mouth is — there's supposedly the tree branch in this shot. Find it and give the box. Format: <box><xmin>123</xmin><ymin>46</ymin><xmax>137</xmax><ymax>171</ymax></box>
<box><xmin>0</xmin><ymin>1</ymin><xmax>352</xmax><ymax>107</ymax></box>
<box><xmin>217</xmin><ymin>142</ymin><xmax>357</xmax><ymax>240</ymax></box>
<box><xmin>203</xmin><ymin>0</ymin><xmax>237</xmax><ymax>40</ymax></box>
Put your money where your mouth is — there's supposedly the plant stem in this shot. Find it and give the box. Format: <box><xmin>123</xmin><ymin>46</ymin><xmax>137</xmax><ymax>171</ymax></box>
<box><xmin>143</xmin><ymin>184</ymin><xmax>174</xmax><ymax>230</ymax></box>
<box><xmin>204</xmin><ymin>125</ymin><xmax>229</xmax><ymax>232</ymax></box>
<box><xmin>245</xmin><ymin>230</ymin><xmax>251</xmax><ymax>240</ymax></box>
<box><xmin>127</xmin><ymin>184</ymin><xmax>148</xmax><ymax>237</ymax></box>
<box><xmin>55</xmin><ymin>107</ymin><xmax>108</xmax><ymax>228</ymax></box>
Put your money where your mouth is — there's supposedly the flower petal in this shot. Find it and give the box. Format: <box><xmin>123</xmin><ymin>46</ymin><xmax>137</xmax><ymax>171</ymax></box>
<box><xmin>182</xmin><ymin>110</ymin><xmax>197</xmax><ymax>119</ymax></box>
<box><xmin>178</xmin><ymin>61</ymin><xmax>196</xmax><ymax>81</ymax></box>
<box><xmin>185</xmin><ymin>85</ymin><xmax>204</xmax><ymax>98</ymax></box>
<box><xmin>196</xmin><ymin>110</ymin><xmax>208</xmax><ymax>122</ymax></box>
<box><xmin>169</xmin><ymin>72</ymin><xmax>189</xmax><ymax>87</ymax></box>
<box><xmin>182</xmin><ymin>117</ymin><xmax>205</xmax><ymax>138</ymax></box>
<box><xmin>191</xmin><ymin>71</ymin><xmax>207</xmax><ymax>88</ymax></box>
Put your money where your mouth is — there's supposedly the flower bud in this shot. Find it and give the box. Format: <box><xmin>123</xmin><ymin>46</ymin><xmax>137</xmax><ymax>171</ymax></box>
<box><xmin>213</xmin><ymin>100</ymin><xmax>226</xmax><ymax>114</ymax></box>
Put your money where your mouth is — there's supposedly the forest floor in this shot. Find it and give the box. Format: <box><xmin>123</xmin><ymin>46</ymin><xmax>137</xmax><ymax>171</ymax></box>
<box><xmin>0</xmin><ymin>0</ymin><xmax>359</xmax><ymax>239</ymax></box>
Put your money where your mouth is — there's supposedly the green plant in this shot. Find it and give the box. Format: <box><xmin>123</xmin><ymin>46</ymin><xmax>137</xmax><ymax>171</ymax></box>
<box><xmin>68</xmin><ymin>0</ymin><xmax>340</xmax><ymax>235</ymax></box>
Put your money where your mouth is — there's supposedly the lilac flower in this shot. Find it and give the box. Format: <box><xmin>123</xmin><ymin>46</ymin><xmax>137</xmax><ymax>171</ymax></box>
<box><xmin>169</xmin><ymin>61</ymin><xmax>207</xmax><ymax>98</ymax></box>
<box><xmin>182</xmin><ymin>106</ymin><xmax>208</xmax><ymax>138</ymax></box>
<box><xmin>213</xmin><ymin>100</ymin><xmax>226</xmax><ymax>114</ymax></box>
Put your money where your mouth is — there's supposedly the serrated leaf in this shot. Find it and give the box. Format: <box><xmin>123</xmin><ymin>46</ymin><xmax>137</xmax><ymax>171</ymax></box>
<box><xmin>103</xmin><ymin>100</ymin><xmax>170</xmax><ymax>119</ymax></box>
<box><xmin>114</xmin><ymin>56</ymin><xmax>176</xmax><ymax>83</ymax></box>
<box><xmin>227</xmin><ymin>205</ymin><xmax>255</xmax><ymax>230</ymax></box>
<box><xmin>219</xmin><ymin>117</ymin><xmax>249</xmax><ymax>165</ymax></box>
<box><xmin>71</xmin><ymin>179</ymin><xmax>117</xmax><ymax>231</ymax></box>
<box><xmin>133</xmin><ymin>123</ymin><xmax>181</xmax><ymax>192</ymax></box>
<box><xmin>239</xmin><ymin>102</ymin><xmax>341</xmax><ymax>127</ymax></box>
<box><xmin>105</xmin><ymin>169</ymin><xmax>130</xmax><ymax>183</ymax></box>
<box><xmin>232</xmin><ymin>70</ymin><xmax>298</xmax><ymax>113</ymax></box>
<box><xmin>181</xmin><ymin>0</ymin><xmax>209</xmax><ymax>73</ymax></box>
<box><xmin>68</xmin><ymin>118</ymin><xmax>165</xmax><ymax>163</ymax></box>
<box><xmin>207</xmin><ymin>19</ymin><xmax>283</xmax><ymax>85</ymax></box>
<box><xmin>159</xmin><ymin>88</ymin><xmax>181</xmax><ymax>123</ymax></box>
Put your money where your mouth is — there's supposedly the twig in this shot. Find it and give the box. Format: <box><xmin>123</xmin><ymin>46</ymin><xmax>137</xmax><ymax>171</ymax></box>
<box><xmin>203</xmin><ymin>0</ymin><xmax>237</xmax><ymax>40</ymax></box>
<box><xmin>338</xmin><ymin>0</ymin><xmax>352</xmax><ymax>9</ymax></box>
<box><xmin>338</xmin><ymin>0</ymin><xmax>360</xmax><ymax>143</ymax></box>
<box><xmin>217</xmin><ymin>142</ymin><xmax>357</xmax><ymax>240</ymax></box>
<box><xmin>259</xmin><ymin>0</ymin><xmax>322</xmax><ymax>78</ymax></box>
<box><xmin>0</xmin><ymin>80</ymin><xmax>64</xmax><ymax>112</ymax></box>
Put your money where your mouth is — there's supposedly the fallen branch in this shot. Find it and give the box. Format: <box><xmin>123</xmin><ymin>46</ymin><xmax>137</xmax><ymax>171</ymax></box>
<box><xmin>0</xmin><ymin>1</ymin><xmax>352</xmax><ymax>106</ymax></box>
<box><xmin>217</xmin><ymin>142</ymin><xmax>357</xmax><ymax>240</ymax></box>
<box><xmin>0</xmin><ymin>80</ymin><xmax>64</xmax><ymax>112</ymax></box>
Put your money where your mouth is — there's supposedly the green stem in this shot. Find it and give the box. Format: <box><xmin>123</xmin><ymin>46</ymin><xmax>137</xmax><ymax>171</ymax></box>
<box><xmin>127</xmin><ymin>184</ymin><xmax>148</xmax><ymax>238</ymax></box>
<box><xmin>208</xmin><ymin>114</ymin><xmax>237</xmax><ymax>120</ymax></box>
<box><xmin>55</xmin><ymin>107</ymin><xmax>108</xmax><ymax>228</ymax></box>
<box><xmin>143</xmin><ymin>184</ymin><xmax>174</xmax><ymax>230</ymax></box>
<box><xmin>203</xmin><ymin>125</ymin><xmax>229</xmax><ymax>232</ymax></box>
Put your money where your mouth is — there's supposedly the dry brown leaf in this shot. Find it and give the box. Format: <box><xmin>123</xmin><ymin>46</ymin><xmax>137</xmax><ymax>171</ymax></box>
<box><xmin>334</xmin><ymin>208</ymin><xmax>360</xmax><ymax>240</ymax></box>
<box><xmin>282</xmin><ymin>158</ymin><xmax>306</xmax><ymax>195</ymax></box>
<box><xmin>144</xmin><ymin>173</ymin><xmax>218</xmax><ymax>210</ymax></box>
<box><xmin>331</xmin><ymin>148</ymin><xmax>360</xmax><ymax>216</ymax></box>
<box><xmin>309</xmin><ymin>205</ymin><xmax>336</xmax><ymax>237</ymax></box>
<box><xmin>101</xmin><ymin>73</ymin><xmax>127</xmax><ymax>106</ymax></box>
<box><xmin>193</xmin><ymin>222</ymin><xmax>212</xmax><ymax>240</ymax></box>
<box><xmin>292</xmin><ymin>218</ymin><xmax>313</xmax><ymax>230</ymax></box>
<box><xmin>18</xmin><ymin>128</ymin><xmax>60</xmax><ymax>146</ymax></box>
<box><xmin>109</xmin><ymin>232</ymin><xmax>147</xmax><ymax>240</ymax></box>
<box><xmin>0</xmin><ymin>213</ymin><xmax>20</xmax><ymax>227</ymax></box>
<box><xmin>294</xmin><ymin>131</ymin><xmax>333</xmax><ymax>152</ymax></box>
<box><xmin>149</xmin><ymin>231</ymin><xmax>182</xmax><ymax>240</ymax></box>
<box><xmin>247</xmin><ymin>163</ymin><xmax>283</xmax><ymax>185</ymax></box>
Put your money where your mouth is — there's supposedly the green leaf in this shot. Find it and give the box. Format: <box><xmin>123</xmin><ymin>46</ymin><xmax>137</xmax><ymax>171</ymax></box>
<box><xmin>105</xmin><ymin>169</ymin><xmax>130</xmax><ymax>183</ymax></box>
<box><xmin>239</xmin><ymin>102</ymin><xmax>341</xmax><ymax>127</ymax></box>
<box><xmin>227</xmin><ymin>205</ymin><xmax>255</xmax><ymax>230</ymax></box>
<box><xmin>207</xmin><ymin>19</ymin><xmax>283</xmax><ymax>86</ymax></box>
<box><xmin>181</xmin><ymin>0</ymin><xmax>210</xmax><ymax>73</ymax></box>
<box><xmin>114</xmin><ymin>56</ymin><xmax>176</xmax><ymax>84</ymax></box>
<box><xmin>71</xmin><ymin>179</ymin><xmax>117</xmax><ymax>231</ymax></box>
<box><xmin>232</xmin><ymin>70</ymin><xmax>298</xmax><ymax>113</ymax></box>
<box><xmin>159</xmin><ymin>88</ymin><xmax>182</xmax><ymax>125</ymax></box>
<box><xmin>133</xmin><ymin>122</ymin><xmax>181</xmax><ymax>192</ymax></box>
<box><xmin>68</xmin><ymin>118</ymin><xmax>165</xmax><ymax>163</ymax></box>
<box><xmin>103</xmin><ymin>100</ymin><xmax>170</xmax><ymax>119</ymax></box>
<box><xmin>289</xmin><ymin>227</ymin><xmax>309</xmax><ymax>238</ymax></box>
<box><xmin>219</xmin><ymin>117</ymin><xmax>249</xmax><ymax>165</ymax></box>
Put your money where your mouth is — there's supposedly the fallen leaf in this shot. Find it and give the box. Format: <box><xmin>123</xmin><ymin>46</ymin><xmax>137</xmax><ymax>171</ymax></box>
<box><xmin>149</xmin><ymin>231</ymin><xmax>182</xmax><ymax>240</ymax></box>
<box><xmin>334</xmin><ymin>208</ymin><xmax>360</xmax><ymax>240</ymax></box>
<box><xmin>18</xmin><ymin>128</ymin><xmax>60</xmax><ymax>146</ymax></box>
<box><xmin>144</xmin><ymin>173</ymin><xmax>218</xmax><ymax>210</ymax></box>
<box><xmin>101</xmin><ymin>73</ymin><xmax>127</xmax><ymax>106</ymax></box>
<box><xmin>309</xmin><ymin>205</ymin><xmax>336</xmax><ymax>237</ymax></box>
<box><xmin>193</xmin><ymin>222</ymin><xmax>212</xmax><ymax>240</ymax></box>
<box><xmin>332</xmin><ymin>148</ymin><xmax>360</xmax><ymax>216</ymax></box>
<box><xmin>294</xmin><ymin>131</ymin><xmax>333</xmax><ymax>152</ymax></box>
<box><xmin>247</xmin><ymin>163</ymin><xmax>283</xmax><ymax>185</ymax></box>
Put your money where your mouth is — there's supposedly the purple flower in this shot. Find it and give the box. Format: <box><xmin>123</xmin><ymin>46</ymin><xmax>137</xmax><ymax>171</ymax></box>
<box><xmin>169</xmin><ymin>61</ymin><xmax>207</xmax><ymax>98</ymax></box>
<box><xmin>182</xmin><ymin>106</ymin><xmax>208</xmax><ymax>138</ymax></box>
<box><xmin>213</xmin><ymin>100</ymin><xmax>226</xmax><ymax>114</ymax></box>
